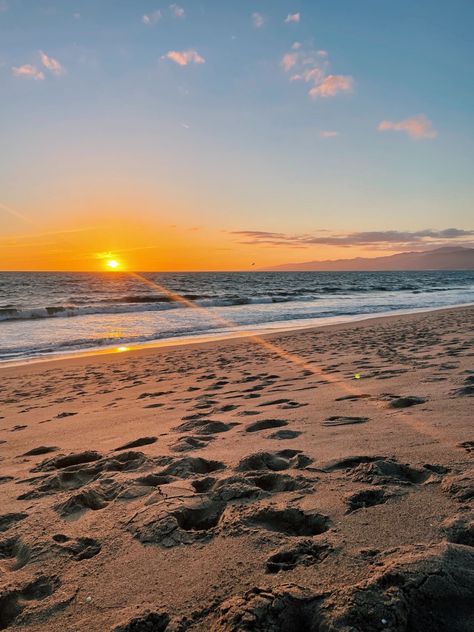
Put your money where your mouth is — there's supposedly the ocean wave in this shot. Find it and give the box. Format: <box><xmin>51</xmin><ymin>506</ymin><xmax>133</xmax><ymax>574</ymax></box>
<box><xmin>1</xmin><ymin>283</ymin><xmax>472</xmax><ymax>323</ymax></box>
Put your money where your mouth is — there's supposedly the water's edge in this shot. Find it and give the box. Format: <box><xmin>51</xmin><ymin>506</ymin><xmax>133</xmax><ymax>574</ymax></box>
<box><xmin>2</xmin><ymin>302</ymin><xmax>472</xmax><ymax>369</ymax></box>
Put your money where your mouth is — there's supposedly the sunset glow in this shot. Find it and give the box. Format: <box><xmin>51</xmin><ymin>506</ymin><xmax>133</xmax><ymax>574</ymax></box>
<box><xmin>106</xmin><ymin>259</ymin><xmax>121</xmax><ymax>270</ymax></box>
<box><xmin>0</xmin><ymin>1</ymin><xmax>472</xmax><ymax>272</ymax></box>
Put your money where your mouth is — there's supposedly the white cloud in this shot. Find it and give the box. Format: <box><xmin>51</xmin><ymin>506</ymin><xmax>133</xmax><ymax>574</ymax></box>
<box><xmin>320</xmin><ymin>131</ymin><xmax>339</xmax><ymax>138</ymax></box>
<box><xmin>378</xmin><ymin>114</ymin><xmax>437</xmax><ymax>140</ymax></box>
<box><xmin>285</xmin><ymin>13</ymin><xmax>300</xmax><ymax>24</ymax></box>
<box><xmin>39</xmin><ymin>51</ymin><xmax>65</xmax><ymax>76</ymax></box>
<box><xmin>282</xmin><ymin>43</ymin><xmax>354</xmax><ymax>100</ymax></box>
<box><xmin>162</xmin><ymin>49</ymin><xmax>205</xmax><ymax>66</ymax></box>
<box><xmin>170</xmin><ymin>4</ymin><xmax>185</xmax><ymax>18</ymax></box>
<box><xmin>12</xmin><ymin>64</ymin><xmax>44</xmax><ymax>80</ymax></box>
<box><xmin>252</xmin><ymin>12</ymin><xmax>265</xmax><ymax>28</ymax></box>
<box><xmin>142</xmin><ymin>10</ymin><xmax>161</xmax><ymax>25</ymax></box>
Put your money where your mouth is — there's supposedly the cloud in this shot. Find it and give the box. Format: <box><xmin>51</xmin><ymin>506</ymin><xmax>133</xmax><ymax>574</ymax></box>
<box><xmin>285</xmin><ymin>13</ymin><xmax>300</xmax><ymax>23</ymax></box>
<box><xmin>142</xmin><ymin>10</ymin><xmax>161</xmax><ymax>25</ymax></box>
<box><xmin>229</xmin><ymin>229</ymin><xmax>474</xmax><ymax>249</ymax></box>
<box><xmin>378</xmin><ymin>114</ymin><xmax>437</xmax><ymax>140</ymax></box>
<box><xmin>0</xmin><ymin>1</ymin><xmax>8</xmax><ymax>12</ymax></box>
<box><xmin>281</xmin><ymin>52</ymin><xmax>298</xmax><ymax>72</ymax></box>
<box><xmin>11</xmin><ymin>64</ymin><xmax>44</xmax><ymax>80</ymax></box>
<box><xmin>170</xmin><ymin>4</ymin><xmax>185</xmax><ymax>18</ymax></box>
<box><xmin>320</xmin><ymin>131</ymin><xmax>339</xmax><ymax>138</ymax></box>
<box><xmin>252</xmin><ymin>12</ymin><xmax>265</xmax><ymax>28</ymax></box>
<box><xmin>39</xmin><ymin>51</ymin><xmax>65</xmax><ymax>76</ymax></box>
<box><xmin>162</xmin><ymin>49</ymin><xmax>205</xmax><ymax>66</ymax></box>
<box><xmin>309</xmin><ymin>74</ymin><xmax>353</xmax><ymax>98</ymax></box>
<box><xmin>282</xmin><ymin>43</ymin><xmax>353</xmax><ymax>99</ymax></box>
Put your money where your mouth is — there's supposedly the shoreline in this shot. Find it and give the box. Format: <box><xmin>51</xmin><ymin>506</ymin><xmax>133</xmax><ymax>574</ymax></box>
<box><xmin>1</xmin><ymin>301</ymin><xmax>473</xmax><ymax>369</ymax></box>
<box><xmin>1</xmin><ymin>302</ymin><xmax>473</xmax><ymax>631</ymax></box>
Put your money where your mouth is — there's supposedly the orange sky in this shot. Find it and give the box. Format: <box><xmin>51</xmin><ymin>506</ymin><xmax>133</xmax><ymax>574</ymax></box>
<box><xmin>1</xmin><ymin>215</ymin><xmax>384</xmax><ymax>271</ymax></box>
<box><xmin>1</xmin><ymin>2</ymin><xmax>473</xmax><ymax>271</ymax></box>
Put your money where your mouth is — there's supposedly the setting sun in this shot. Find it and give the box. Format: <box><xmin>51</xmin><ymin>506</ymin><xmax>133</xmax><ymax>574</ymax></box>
<box><xmin>106</xmin><ymin>259</ymin><xmax>121</xmax><ymax>270</ymax></box>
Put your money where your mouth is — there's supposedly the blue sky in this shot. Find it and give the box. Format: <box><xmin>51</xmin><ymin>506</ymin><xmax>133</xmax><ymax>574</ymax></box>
<box><xmin>1</xmin><ymin>1</ymin><xmax>473</xmax><ymax>269</ymax></box>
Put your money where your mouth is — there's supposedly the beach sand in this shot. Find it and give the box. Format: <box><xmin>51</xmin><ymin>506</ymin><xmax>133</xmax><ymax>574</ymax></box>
<box><xmin>0</xmin><ymin>306</ymin><xmax>473</xmax><ymax>631</ymax></box>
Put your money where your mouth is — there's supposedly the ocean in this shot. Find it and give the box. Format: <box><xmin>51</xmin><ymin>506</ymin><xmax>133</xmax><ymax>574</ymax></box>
<box><xmin>0</xmin><ymin>270</ymin><xmax>473</xmax><ymax>363</ymax></box>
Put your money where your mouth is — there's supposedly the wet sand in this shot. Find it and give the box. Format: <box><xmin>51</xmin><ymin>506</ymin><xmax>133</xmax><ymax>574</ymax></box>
<box><xmin>0</xmin><ymin>306</ymin><xmax>473</xmax><ymax>631</ymax></box>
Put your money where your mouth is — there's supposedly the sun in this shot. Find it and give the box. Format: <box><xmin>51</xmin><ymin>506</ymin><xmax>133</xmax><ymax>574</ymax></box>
<box><xmin>106</xmin><ymin>259</ymin><xmax>121</xmax><ymax>270</ymax></box>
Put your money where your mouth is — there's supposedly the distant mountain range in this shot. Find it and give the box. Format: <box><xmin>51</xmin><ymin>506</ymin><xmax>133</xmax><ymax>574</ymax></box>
<box><xmin>261</xmin><ymin>246</ymin><xmax>474</xmax><ymax>272</ymax></box>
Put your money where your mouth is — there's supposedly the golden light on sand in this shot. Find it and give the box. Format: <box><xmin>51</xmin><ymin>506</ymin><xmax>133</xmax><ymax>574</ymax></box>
<box><xmin>116</xmin><ymin>346</ymin><xmax>130</xmax><ymax>352</ymax></box>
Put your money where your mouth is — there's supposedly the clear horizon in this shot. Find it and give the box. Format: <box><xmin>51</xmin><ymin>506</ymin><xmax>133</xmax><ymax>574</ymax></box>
<box><xmin>1</xmin><ymin>1</ymin><xmax>473</xmax><ymax>270</ymax></box>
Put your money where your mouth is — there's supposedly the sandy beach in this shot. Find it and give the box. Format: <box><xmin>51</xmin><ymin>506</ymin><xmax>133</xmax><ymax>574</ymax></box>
<box><xmin>0</xmin><ymin>305</ymin><xmax>473</xmax><ymax>631</ymax></box>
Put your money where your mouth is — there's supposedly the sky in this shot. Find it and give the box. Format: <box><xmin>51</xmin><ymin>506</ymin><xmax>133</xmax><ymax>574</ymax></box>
<box><xmin>1</xmin><ymin>0</ymin><xmax>473</xmax><ymax>271</ymax></box>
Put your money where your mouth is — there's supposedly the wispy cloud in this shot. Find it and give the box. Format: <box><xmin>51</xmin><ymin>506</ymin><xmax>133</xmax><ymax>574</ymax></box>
<box><xmin>320</xmin><ymin>131</ymin><xmax>339</xmax><ymax>138</ymax></box>
<box><xmin>252</xmin><ymin>12</ymin><xmax>265</xmax><ymax>28</ymax></box>
<box><xmin>282</xmin><ymin>43</ymin><xmax>353</xmax><ymax>99</ymax></box>
<box><xmin>11</xmin><ymin>64</ymin><xmax>44</xmax><ymax>80</ymax></box>
<box><xmin>162</xmin><ymin>49</ymin><xmax>205</xmax><ymax>66</ymax></box>
<box><xmin>170</xmin><ymin>4</ymin><xmax>185</xmax><ymax>19</ymax></box>
<box><xmin>378</xmin><ymin>114</ymin><xmax>437</xmax><ymax>140</ymax></box>
<box><xmin>142</xmin><ymin>10</ymin><xmax>161</xmax><ymax>25</ymax></box>
<box><xmin>0</xmin><ymin>201</ymin><xmax>35</xmax><ymax>224</ymax></box>
<box><xmin>309</xmin><ymin>74</ymin><xmax>353</xmax><ymax>98</ymax></box>
<box><xmin>285</xmin><ymin>13</ymin><xmax>300</xmax><ymax>24</ymax></box>
<box><xmin>40</xmin><ymin>50</ymin><xmax>65</xmax><ymax>76</ymax></box>
<box><xmin>281</xmin><ymin>52</ymin><xmax>298</xmax><ymax>72</ymax></box>
<box><xmin>229</xmin><ymin>229</ymin><xmax>473</xmax><ymax>249</ymax></box>
<box><xmin>0</xmin><ymin>1</ymin><xmax>9</xmax><ymax>12</ymax></box>
<box><xmin>13</xmin><ymin>51</ymin><xmax>66</xmax><ymax>80</ymax></box>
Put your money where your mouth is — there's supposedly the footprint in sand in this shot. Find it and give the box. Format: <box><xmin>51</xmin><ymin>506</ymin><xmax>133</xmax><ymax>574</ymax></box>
<box><xmin>236</xmin><ymin>450</ymin><xmax>312</xmax><ymax>472</ymax></box>
<box><xmin>258</xmin><ymin>399</ymin><xmax>307</xmax><ymax>409</ymax></box>
<box><xmin>245</xmin><ymin>419</ymin><xmax>288</xmax><ymax>433</ymax></box>
<box><xmin>172</xmin><ymin>419</ymin><xmax>237</xmax><ymax>435</ymax></box>
<box><xmin>114</xmin><ymin>437</ymin><xmax>157</xmax><ymax>451</ymax></box>
<box><xmin>158</xmin><ymin>456</ymin><xmax>226</xmax><ymax>478</ymax></box>
<box><xmin>55</xmin><ymin>482</ymin><xmax>122</xmax><ymax>518</ymax></box>
<box><xmin>322</xmin><ymin>416</ymin><xmax>369</xmax><ymax>427</ymax></box>
<box><xmin>345</xmin><ymin>488</ymin><xmax>398</xmax><ymax>513</ymax></box>
<box><xmin>51</xmin><ymin>534</ymin><xmax>102</xmax><ymax>560</ymax></box>
<box><xmin>388</xmin><ymin>396</ymin><xmax>427</xmax><ymax>408</ymax></box>
<box><xmin>244</xmin><ymin>506</ymin><xmax>330</xmax><ymax>536</ymax></box>
<box><xmin>0</xmin><ymin>576</ymin><xmax>60</xmax><ymax>629</ymax></box>
<box><xmin>21</xmin><ymin>446</ymin><xmax>58</xmax><ymax>457</ymax></box>
<box><xmin>453</xmin><ymin>375</ymin><xmax>474</xmax><ymax>397</ymax></box>
<box><xmin>129</xmin><ymin>496</ymin><xmax>226</xmax><ymax>548</ymax></box>
<box><xmin>114</xmin><ymin>612</ymin><xmax>170</xmax><ymax>632</ymax></box>
<box><xmin>458</xmin><ymin>441</ymin><xmax>474</xmax><ymax>454</ymax></box>
<box><xmin>0</xmin><ymin>512</ymin><xmax>28</xmax><ymax>533</ymax></box>
<box><xmin>170</xmin><ymin>435</ymin><xmax>214</xmax><ymax>453</ymax></box>
<box><xmin>335</xmin><ymin>394</ymin><xmax>371</xmax><ymax>401</ymax></box>
<box><xmin>268</xmin><ymin>430</ymin><xmax>301</xmax><ymax>440</ymax></box>
<box><xmin>350</xmin><ymin>458</ymin><xmax>445</xmax><ymax>486</ymax></box>
<box><xmin>441</xmin><ymin>515</ymin><xmax>474</xmax><ymax>547</ymax></box>
<box><xmin>266</xmin><ymin>539</ymin><xmax>332</xmax><ymax>573</ymax></box>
